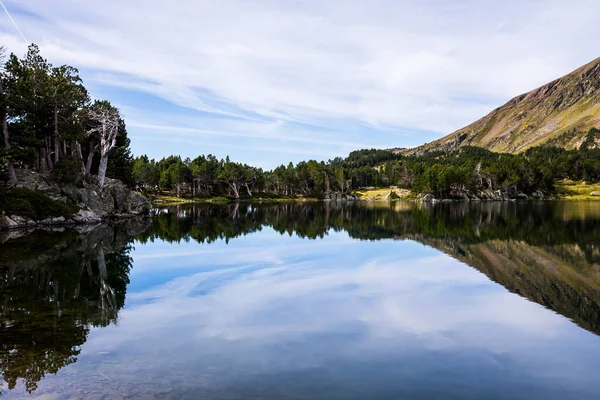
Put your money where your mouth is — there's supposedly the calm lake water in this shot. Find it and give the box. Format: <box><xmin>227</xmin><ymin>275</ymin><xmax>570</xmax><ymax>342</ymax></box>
<box><xmin>2</xmin><ymin>201</ymin><xmax>600</xmax><ymax>399</ymax></box>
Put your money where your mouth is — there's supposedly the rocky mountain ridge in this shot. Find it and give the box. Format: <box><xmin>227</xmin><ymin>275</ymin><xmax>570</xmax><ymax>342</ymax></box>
<box><xmin>409</xmin><ymin>56</ymin><xmax>600</xmax><ymax>154</ymax></box>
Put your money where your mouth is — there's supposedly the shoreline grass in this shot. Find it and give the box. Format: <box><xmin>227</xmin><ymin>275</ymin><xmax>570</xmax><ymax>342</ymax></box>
<box><xmin>554</xmin><ymin>180</ymin><xmax>600</xmax><ymax>201</ymax></box>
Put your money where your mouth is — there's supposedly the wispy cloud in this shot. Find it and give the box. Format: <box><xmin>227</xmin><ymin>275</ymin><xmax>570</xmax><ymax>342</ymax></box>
<box><xmin>1</xmin><ymin>0</ymin><xmax>599</xmax><ymax>165</ymax></box>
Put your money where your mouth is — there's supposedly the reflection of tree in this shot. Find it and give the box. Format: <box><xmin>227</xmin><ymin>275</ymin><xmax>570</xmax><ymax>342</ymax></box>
<box><xmin>0</xmin><ymin>223</ymin><xmax>138</xmax><ymax>393</ymax></box>
<box><xmin>143</xmin><ymin>202</ymin><xmax>600</xmax><ymax>262</ymax></box>
<box><xmin>141</xmin><ymin>202</ymin><xmax>600</xmax><ymax>337</ymax></box>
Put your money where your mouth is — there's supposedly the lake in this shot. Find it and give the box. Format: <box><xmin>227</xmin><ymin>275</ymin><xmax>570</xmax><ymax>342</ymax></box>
<box><xmin>1</xmin><ymin>201</ymin><xmax>600</xmax><ymax>399</ymax></box>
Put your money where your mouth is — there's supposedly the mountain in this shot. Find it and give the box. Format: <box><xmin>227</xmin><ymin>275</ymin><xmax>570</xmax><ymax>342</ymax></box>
<box><xmin>412</xmin><ymin>57</ymin><xmax>600</xmax><ymax>154</ymax></box>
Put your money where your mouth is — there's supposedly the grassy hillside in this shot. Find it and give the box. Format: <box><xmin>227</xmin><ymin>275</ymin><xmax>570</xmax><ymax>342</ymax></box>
<box><xmin>413</xmin><ymin>57</ymin><xmax>600</xmax><ymax>154</ymax></box>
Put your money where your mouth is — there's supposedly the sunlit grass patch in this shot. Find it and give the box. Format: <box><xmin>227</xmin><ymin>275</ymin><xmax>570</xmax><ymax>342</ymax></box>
<box><xmin>353</xmin><ymin>187</ymin><xmax>413</xmax><ymax>200</ymax></box>
<box><xmin>555</xmin><ymin>180</ymin><xmax>600</xmax><ymax>200</ymax></box>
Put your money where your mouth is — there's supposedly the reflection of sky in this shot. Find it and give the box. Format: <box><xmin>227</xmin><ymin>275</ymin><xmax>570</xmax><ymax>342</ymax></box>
<box><xmin>13</xmin><ymin>228</ymin><xmax>600</xmax><ymax>399</ymax></box>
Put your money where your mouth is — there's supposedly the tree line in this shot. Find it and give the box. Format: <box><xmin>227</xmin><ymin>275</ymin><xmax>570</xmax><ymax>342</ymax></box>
<box><xmin>132</xmin><ymin>131</ymin><xmax>600</xmax><ymax>199</ymax></box>
<box><xmin>0</xmin><ymin>44</ymin><xmax>133</xmax><ymax>187</ymax></box>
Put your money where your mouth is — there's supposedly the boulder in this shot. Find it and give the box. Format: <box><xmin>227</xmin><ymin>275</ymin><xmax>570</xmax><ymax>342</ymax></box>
<box><xmin>591</xmin><ymin>191</ymin><xmax>599</xmax><ymax>197</ymax></box>
<box><xmin>532</xmin><ymin>189</ymin><xmax>545</xmax><ymax>199</ymax></box>
<box><xmin>516</xmin><ymin>192</ymin><xmax>529</xmax><ymax>200</ymax></box>
<box><xmin>0</xmin><ymin>216</ymin><xmax>19</xmax><ymax>230</ymax></box>
<box><xmin>72</xmin><ymin>210</ymin><xmax>101</xmax><ymax>224</ymax></box>
<box><xmin>322</xmin><ymin>191</ymin><xmax>357</xmax><ymax>201</ymax></box>
<box><xmin>40</xmin><ymin>216</ymin><xmax>66</xmax><ymax>225</ymax></box>
<box><xmin>420</xmin><ymin>193</ymin><xmax>435</xmax><ymax>202</ymax></box>
<box><xmin>10</xmin><ymin>215</ymin><xmax>28</xmax><ymax>225</ymax></box>
<box><xmin>477</xmin><ymin>189</ymin><xmax>501</xmax><ymax>201</ymax></box>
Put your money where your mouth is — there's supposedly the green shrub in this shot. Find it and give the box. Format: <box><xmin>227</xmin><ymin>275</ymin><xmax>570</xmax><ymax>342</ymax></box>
<box><xmin>0</xmin><ymin>188</ymin><xmax>79</xmax><ymax>221</ymax></box>
<box><xmin>50</xmin><ymin>156</ymin><xmax>84</xmax><ymax>186</ymax></box>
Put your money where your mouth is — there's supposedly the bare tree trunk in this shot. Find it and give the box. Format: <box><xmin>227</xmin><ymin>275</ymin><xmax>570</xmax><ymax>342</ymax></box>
<box><xmin>98</xmin><ymin>153</ymin><xmax>109</xmax><ymax>187</ymax></box>
<box><xmin>97</xmin><ymin>248</ymin><xmax>117</xmax><ymax>324</ymax></box>
<box><xmin>76</xmin><ymin>141</ymin><xmax>83</xmax><ymax>159</ymax></box>
<box><xmin>45</xmin><ymin>137</ymin><xmax>54</xmax><ymax>170</ymax></box>
<box><xmin>54</xmin><ymin>107</ymin><xmax>60</xmax><ymax>164</ymax></box>
<box><xmin>86</xmin><ymin>141</ymin><xmax>95</xmax><ymax>173</ymax></box>
<box><xmin>54</xmin><ymin>136</ymin><xmax>61</xmax><ymax>164</ymax></box>
<box><xmin>39</xmin><ymin>147</ymin><xmax>48</xmax><ymax>173</ymax></box>
<box><xmin>230</xmin><ymin>202</ymin><xmax>240</xmax><ymax>219</ymax></box>
<box><xmin>74</xmin><ymin>141</ymin><xmax>85</xmax><ymax>172</ymax></box>
<box><xmin>2</xmin><ymin>113</ymin><xmax>17</xmax><ymax>185</ymax></box>
<box><xmin>228</xmin><ymin>182</ymin><xmax>240</xmax><ymax>198</ymax></box>
<box><xmin>245</xmin><ymin>183</ymin><xmax>252</xmax><ymax>197</ymax></box>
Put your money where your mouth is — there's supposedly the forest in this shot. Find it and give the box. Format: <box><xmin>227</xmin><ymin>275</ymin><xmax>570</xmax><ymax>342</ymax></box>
<box><xmin>1</xmin><ymin>44</ymin><xmax>600</xmax><ymax>201</ymax></box>
<box><xmin>131</xmin><ymin>134</ymin><xmax>600</xmax><ymax>200</ymax></box>
<box><xmin>0</xmin><ymin>44</ymin><xmax>133</xmax><ymax>188</ymax></box>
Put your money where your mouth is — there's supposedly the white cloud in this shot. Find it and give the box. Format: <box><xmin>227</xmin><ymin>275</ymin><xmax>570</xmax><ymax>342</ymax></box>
<box><xmin>1</xmin><ymin>0</ymin><xmax>599</xmax><ymax>163</ymax></box>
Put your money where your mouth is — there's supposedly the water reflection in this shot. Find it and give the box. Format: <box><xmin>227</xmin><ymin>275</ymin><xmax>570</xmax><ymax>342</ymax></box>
<box><xmin>0</xmin><ymin>220</ymin><xmax>148</xmax><ymax>394</ymax></box>
<box><xmin>1</xmin><ymin>201</ymin><xmax>600</xmax><ymax>398</ymax></box>
<box><xmin>138</xmin><ymin>201</ymin><xmax>600</xmax><ymax>336</ymax></box>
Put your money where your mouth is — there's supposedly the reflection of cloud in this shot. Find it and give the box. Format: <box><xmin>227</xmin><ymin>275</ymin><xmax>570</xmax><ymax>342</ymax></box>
<box><xmin>18</xmin><ymin>230</ymin><xmax>600</xmax><ymax>399</ymax></box>
<box><xmin>87</xmin><ymin>230</ymin><xmax>565</xmax><ymax>358</ymax></box>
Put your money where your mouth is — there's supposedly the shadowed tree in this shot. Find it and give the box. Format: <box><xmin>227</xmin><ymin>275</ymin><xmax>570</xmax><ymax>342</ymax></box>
<box><xmin>0</xmin><ymin>46</ymin><xmax>17</xmax><ymax>185</ymax></box>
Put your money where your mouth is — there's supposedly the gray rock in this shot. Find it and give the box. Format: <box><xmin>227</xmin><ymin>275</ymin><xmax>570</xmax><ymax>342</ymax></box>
<box><xmin>15</xmin><ymin>169</ymin><xmax>149</xmax><ymax>219</ymax></box>
<box><xmin>10</xmin><ymin>215</ymin><xmax>28</xmax><ymax>225</ymax></box>
<box><xmin>532</xmin><ymin>189</ymin><xmax>545</xmax><ymax>199</ymax></box>
<box><xmin>421</xmin><ymin>193</ymin><xmax>435</xmax><ymax>202</ymax></box>
<box><xmin>591</xmin><ymin>191</ymin><xmax>599</xmax><ymax>197</ymax></box>
<box><xmin>0</xmin><ymin>216</ymin><xmax>19</xmax><ymax>230</ymax></box>
<box><xmin>72</xmin><ymin>210</ymin><xmax>101</xmax><ymax>224</ymax></box>
<box><xmin>516</xmin><ymin>192</ymin><xmax>529</xmax><ymax>200</ymax></box>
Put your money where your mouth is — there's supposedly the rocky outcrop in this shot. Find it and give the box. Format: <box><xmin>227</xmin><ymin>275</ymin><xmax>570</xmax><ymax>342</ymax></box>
<box><xmin>323</xmin><ymin>191</ymin><xmax>357</xmax><ymax>201</ymax></box>
<box><xmin>1</xmin><ymin>170</ymin><xmax>149</xmax><ymax>231</ymax></box>
<box><xmin>16</xmin><ymin>170</ymin><xmax>148</xmax><ymax>217</ymax></box>
<box><xmin>416</xmin><ymin>188</ymin><xmax>538</xmax><ymax>202</ymax></box>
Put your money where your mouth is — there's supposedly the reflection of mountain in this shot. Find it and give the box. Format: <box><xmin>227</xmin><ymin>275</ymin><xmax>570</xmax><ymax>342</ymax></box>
<box><xmin>0</xmin><ymin>219</ymin><xmax>148</xmax><ymax>393</ymax></box>
<box><xmin>142</xmin><ymin>202</ymin><xmax>600</xmax><ymax>337</ymax></box>
<box><xmin>414</xmin><ymin>238</ymin><xmax>600</xmax><ymax>336</ymax></box>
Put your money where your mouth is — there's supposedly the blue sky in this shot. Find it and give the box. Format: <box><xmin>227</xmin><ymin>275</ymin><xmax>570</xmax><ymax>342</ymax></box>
<box><xmin>1</xmin><ymin>0</ymin><xmax>599</xmax><ymax>169</ymax></box>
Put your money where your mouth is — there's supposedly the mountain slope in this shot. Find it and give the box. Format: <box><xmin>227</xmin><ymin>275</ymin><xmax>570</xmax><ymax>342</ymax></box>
<box><xmin>415</xmin><ymin>57</ymin><xmax>600</xmax><ymax>154</ymax></box>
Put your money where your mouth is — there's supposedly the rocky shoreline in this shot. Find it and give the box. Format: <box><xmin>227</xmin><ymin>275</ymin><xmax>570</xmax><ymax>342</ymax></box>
<box><xmin>1</xmin><ymin>170</ymin><xmax>149</xmax><ymax>232</ymax></box>
<box><xmin>415</xmin><ymin>188</ymin><xmax>546</xmax><ymax>202</ymax></box>
<box><xmin>323</xmin><ymin>187</ymin><xmax>548</xmax><ymax>203</ymax></box>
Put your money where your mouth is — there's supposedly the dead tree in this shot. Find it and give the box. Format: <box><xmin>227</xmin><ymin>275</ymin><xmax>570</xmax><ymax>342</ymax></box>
<box><xmin>87</xmin><ymin>105</ymin><xmax>120</xmax><ymax>187</ymax></box>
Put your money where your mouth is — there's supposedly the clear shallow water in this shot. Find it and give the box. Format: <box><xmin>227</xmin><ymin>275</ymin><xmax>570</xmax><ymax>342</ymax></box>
<box><xmin>1</xmin><ymin>201</ymin><xmax>600</xmax><ymax>399</ymax></box>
